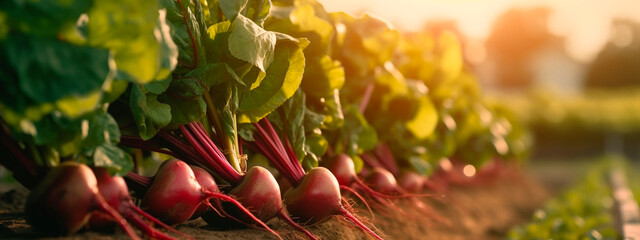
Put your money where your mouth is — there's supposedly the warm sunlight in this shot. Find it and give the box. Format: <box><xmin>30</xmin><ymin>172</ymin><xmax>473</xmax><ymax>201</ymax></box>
<box><xmin>3</xmin><ymin>1</ymin><xmax>640</xmax><ymax>239</ymax></box>
<box><xmin>318</xmin><ymin>0</ymin><xmax>640</xmax><ymax>62</ymax></box>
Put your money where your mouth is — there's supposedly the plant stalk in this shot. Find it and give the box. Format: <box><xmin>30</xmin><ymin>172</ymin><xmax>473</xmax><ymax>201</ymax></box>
<box><xmin>203</xmin><ymin>92</ymin><xmax>244</xmax><ymax>173</ymax></box>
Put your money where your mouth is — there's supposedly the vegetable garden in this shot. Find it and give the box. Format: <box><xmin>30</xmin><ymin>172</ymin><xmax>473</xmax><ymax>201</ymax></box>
<box><xmin>3</xmin><ymin>0</ymin><xmax>633</xmax><ymax>239</ymax></box>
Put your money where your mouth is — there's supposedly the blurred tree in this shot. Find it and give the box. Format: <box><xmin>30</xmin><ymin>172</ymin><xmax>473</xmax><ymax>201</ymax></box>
<box><xmin>585</xmin><ymin>18</ymin><xmax>640</xmax><ymax>88</ymax></box>
<box><xmin>485</xmin><ymin>7</ymin><xmax>555</xmax><ymax>89</ymax></box>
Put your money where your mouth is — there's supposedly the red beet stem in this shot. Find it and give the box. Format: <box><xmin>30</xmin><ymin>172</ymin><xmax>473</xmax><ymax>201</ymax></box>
<box><xmin>359</xmin><ymin>82</ymin><xmax>375</xmax><ymax>113</ymax></box>
<box><xmin>202</xmin><ymin>191</ymin><xmax>282</xmax><ymax>240</ymax></box>
<box><xmin>177</xmin><ymin>0</ymin><xmax>198</xmax><ymax>68</ymax></box>
<box><xmin>360</xmin><ymin>153</ymin><xmax>385</xmax><ymax>169</ymax></box>
<box><xmin>94</xmin><ymin>195</ymin><xmax>141</xmax><ymax>240</ymax></box>
<box><xmin>339</xmin><ymin>185</ymin><xmax>375</xmax><ymax>220</ymax></box>
<box><xmin>249</xmin><ymin>118</ymin><xmax>306</xmax><ymax>184</ymax></box>
<box><xmin>131</xmin><ymin>206</ymin><xmax>195</xmax><ymax>240</ymax></box>
<box><xmin>180</xmin><ymin>125</ymin><xmax>241</xmax><ymax>183</ymax></box>
<box><xmin>125</xmin><ymin>172</ymin><xmax>152</xmax><ymax>187</ymax></box>
<box><xmin>373</xmin><ymin>143</ymin><xmax>399</xmax><ymax>176</ymax></box>
<box><xmin>252</xmin><ymin>123</ymin><xmax>301</xmax><ymax>184</ymax></box>
<box><xmin>124</xmin><ymin>211</ymin><xmax>176</xmax><ymax>240</ymax></box>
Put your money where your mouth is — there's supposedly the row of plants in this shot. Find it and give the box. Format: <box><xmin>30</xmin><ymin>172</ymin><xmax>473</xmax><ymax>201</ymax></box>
<box><xmin>490</xmin><ymin>89</ymin><xmax>640</xmax><ymax>134</ymax></box>
<box><xmin>0</xmin><ymin>0</ymin><xmax>530</xmax><ymax>239</ymax></box>
<box><xmin>507</xmin><ymin>156</ymin><xmax>633</xmax><ymax>240</ymax></box>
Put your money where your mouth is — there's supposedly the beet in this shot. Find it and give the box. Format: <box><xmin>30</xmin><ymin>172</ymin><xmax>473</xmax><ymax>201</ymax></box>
<box><xmin>323</xmin><ymin>154</ymin><xmax>400</xmax><ymax>200</ymax></box>
<box><xmin>197</xmin><ymin>165</ymin><xmax>316</xmax><ymax>240</ymax></box>
<box><xmin>283</xmin><ymin>168</ymin><xmax>381</xmax><ymax>239</ymax></box>
<box><xmin>365</xmin><ymin>167</ymin><xmax>398</xmax><ymax>195</ymax></box>
<box><xmin>90</xmin><ymin>168</ymin><xmax>187</xmax><ymax>240</ymax></box>
<box><xmin>397</xmin><ymin>171</ymin><xmax>426</xmax><ymax>193</ymax></box>
<box><xmin>323</xmin><ymin>154</ymin><xmax>357</xmax><ymax>186</ymax></box>
<box><xmin>88</xmin><ymin>168</ymin><xmax>129</xmax><ymax>230</ymax></box>
<box><xmin>200</xmin><ymin>166</ymin><xmax>282</xmax><ymax>226</ymax></box>
<box><xmin>141</xmin><ymin>159</ymin><xmax>204</xmax><ymax>225</ymax></box>
<box><xmin>25</xmin><ymin>162</ymin><xmax>139</xmax><ymax>239</ymax></box>
<box><xmin>190</xmin><ymin>165</ymin><xmax>220</xmax><ymax>219</ymax></box>
<box><xmin>248</xmin><ymin>119</ymin><xmax>383</xmax><ymax>239</ymax></box>
<box><xmin>226</xmin><ymin>166</ymin><xmax>282</xmax><ymax>221</ymax></box>
<box><xmin>141</xmin><ymin>159</ymin><xmax>280</xmax><ymax>238</ymax></box>
<box><xmin>123</xmin><ymin>123</ymin><xmax>313</xmax><ymax>239</ymax></box>
<box><xmin>283</xmin><ymin>167</ymin><xmax>342</xmax><ymax>225</ymax></box>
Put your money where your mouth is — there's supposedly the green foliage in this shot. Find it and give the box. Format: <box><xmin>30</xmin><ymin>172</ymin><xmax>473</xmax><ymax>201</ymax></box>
<box><xmin>405</xmin><ymin>97</ymin><xmax>438</xmax><ymax>139</ymax></box>
<box><xmin>267</xmin><ymin>90</ymin><xmax>307</xmax><ymax>160</ymax></box>
<box><xmin>130</xmin><ymin>85</ymin><xmax>172</xmax><ymax>140</ymax></box>
<box><xmin>507</xmin><ymin>159</ymin><xmax>620</xmax><ymax>240</ymax></box>
<box><xmin>87</xmin><ymin>0</ymin><xmax>178</xmax><ymax>84</ymax></box>
<box><xmin>300</xmin><ymin>55</ymin><xmax>345</xmax><ymax>98</ymax></box>
<box><xmin>238</xmin><ymin>36</ymin><xmax>308</xmax><ymax>123</ymax></box>
<box><xmin>0</xmin><ymin>34</ymin><xmax>108</xmax><ymax>121</ymax></box>
<box><xmin>219</xmin><ymin>0</ymin><xmax>250</xmax><ymax>21</ymax></box>
<box><xmin>267</xmin><ymin>1</ymin><xmax>334</xmax><ymax>57</ymax></box>
<box><xmin>0</xmin><ymin>0</ymin><xmax>529</xmax><ymax>181</ymax></box>
<box><xmin>218</xmin><ymin>0</ymin><xmax>271</xmax><ymax>25</ymax></box>
<box><xmin>393</xmin><ymin>32</ymin><xmax>436</xmax><ymax>81</ymax></box>
<box><xmin>331</xmin><ymin>13</ymin><xmax>399</xmax><ymax>79</ymax></box>
<box><xmin>162</xmin><ymin>0</ymin><xmax>206</xmax><ymax>73</ymax></box>
<box><xmin>435</xmin><ymin>32</ymin><xmax>463</xmax><ymax>82</ymax></box>
<box><xmin>0</xmin><ymin>0</ymin><xmax>178</xmax><ymax>176</ymax></box>
<box><xmin>331</xmin><ymin>105</ymin><xmax>378</xmax><ymax>159</ymax></box>
<box><xmin>0</xmin><ymin>0</ymin><xmax>92</xmax><ymax>36</ymax></box>
<box><xmin>228</xmin><ymin>14</ymin><xmax>276</xmax><ymax>73</ymax></box>
<box><xmin>494</xmin><ymin>88</ymin><xmax>640</xmax><ymax>134</ymax></box>
<box><xmin>131</xmin><ymin>0</ymin><xmax>309</xmax><ymax>172</ymax></box>
<box><xmin>266</xmin><ymin>0</ymin><xmax>347</xmax><ymax>135</ymax></box>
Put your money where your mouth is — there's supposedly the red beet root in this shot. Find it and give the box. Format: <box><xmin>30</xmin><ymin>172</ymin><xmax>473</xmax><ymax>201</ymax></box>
<box><xmin>284</xmin><ymin>167</ymin><xmax>342</xmax><ymax>225</ymax></box>
<box><xmin>323</xmin><ymin>154</ymin><xmax>358</xmax><ymax>186</ymax></box>
<box><xmin>190</xmin><ymin>165</ymin><xmax>220</xmax><ymax>219</ymax></box>
<box><xmin>141</xmin><ymin>159</ymin><xmax>281</xmax><ymax>238</ymax></box>
<box><xmin>397</xmin><ymin>171</ymin><xmax>426</xmax><ymax>194</ymax></box>
<box><xmin>227</xmin><ymin>166</ymin><xmax>282</xmax><ymax>221</ymax></box>
<box><xmin>365</xmin><ymin>167</ymin><xmax>399</xmax><ymax>195</ymax></box>
<box><xmin>90</xmin><ymin>168</ymin><xmax>188</xmax><ymax>240</ymax></box>
<box><xmin>249</xmin><ymin>119</ymin><xmax>383</xmax><ymax>240</ymax></box>
<box><xmin>141</xmin><ymin>159</ymin><xmax>204</xmax><ymax>225</ymax></box>
<box><xmin>25</xmin><ymin>162</ymin><xmax>139</xmax><ymax>239</ymax></box>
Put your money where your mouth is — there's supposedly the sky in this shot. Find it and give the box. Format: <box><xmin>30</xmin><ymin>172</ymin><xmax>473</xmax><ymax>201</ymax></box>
<box><xmin>317</xmin><ymin>0</ymin><xmax>640</xmax><ymax>62</ymax></box>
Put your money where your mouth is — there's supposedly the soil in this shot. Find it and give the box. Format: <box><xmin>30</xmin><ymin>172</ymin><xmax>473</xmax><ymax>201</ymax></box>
<box><xmin>0</xmin><ymin>168</ymin><xmax>548</xmax><ymax>240</ymax></box>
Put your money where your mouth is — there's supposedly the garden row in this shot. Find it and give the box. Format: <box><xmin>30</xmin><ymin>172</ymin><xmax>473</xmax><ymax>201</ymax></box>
<box><xmin>491</xmin><ymin>89</ymin><xmax>640</xmax><ymax>134</ymax></box>
<box><xmin>489</xmin><ymin>89</ymin><xmax>640</xmax><ymax>159</ymax></box>
<box><xmin>508</xmin><ymin>155</ymin><xmax>640</xmax><ymax>239</ymax></box>
<box><xmin>0</xmin><ymin>0</ymin><xmax>528</xmax><ymax>239</ymax></box>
